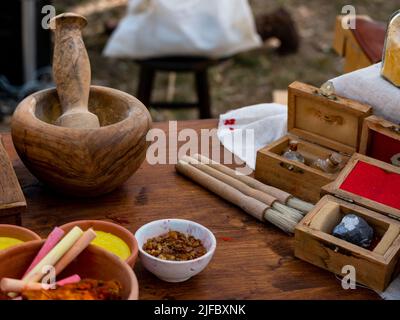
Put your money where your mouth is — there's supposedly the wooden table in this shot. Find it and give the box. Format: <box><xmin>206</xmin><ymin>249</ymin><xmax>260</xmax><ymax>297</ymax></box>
<box><xmin>2</xmin><ymin>119</ymin><xmax>379</xmax><ymax>300</ymax></box>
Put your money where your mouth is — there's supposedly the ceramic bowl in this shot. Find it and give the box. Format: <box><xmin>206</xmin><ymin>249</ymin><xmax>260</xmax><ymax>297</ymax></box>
<box><xmin>0</xmin><ymin>225</ymin><xmax>41</xmax><ymax>251</ymax></box>
<box><xmin>135</xmin><ymin>219</ymin><xmax>217</xmax><ymax>283</ymax></box>
<box><xmin>59</xmin><ymin>220</ymin><xmax>138</xmax><ymax>267</ymax></box>
<box><xmin>0</xmin><ymin>240</ymin><xmax>139</xmax><ymax>300</ymax></box>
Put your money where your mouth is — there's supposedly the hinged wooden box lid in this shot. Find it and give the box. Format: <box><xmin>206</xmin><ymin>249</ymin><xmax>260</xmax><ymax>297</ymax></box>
<box><xmin>0</xmin><ymin>135</ymin><xmax>26</xmax><ymax>223</ymax></box>
<box><xmin>288</xmin><ymin>82</ymin><xmax>372</xmax><ymax>155</ymax></box>
<box><xmin>322</xmin><ymin>153</ymin><xmax>400</xmax><ymax>220</ymax></box>
<box><xmin>359</xmin><ymin>115</ymin><xmax>400</xmax><ymax>166</ymax></box>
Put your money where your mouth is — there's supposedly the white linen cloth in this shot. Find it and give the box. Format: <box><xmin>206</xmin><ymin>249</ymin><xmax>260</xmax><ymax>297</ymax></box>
<box><xmin>330</xmin><ymin>63</ymin><xmax>400</xmax><ymax>124</ymax></box>
<box><xmin>379</xmin><ymin>277</ymin><xmax>400</xmax><ymax>300</ymax></box>
<box><xmin>217</xmin><ymin>103</ymin><xmax>287</xmax><ymax>170</ymax></box>
<box><xmin>103</xmin><ymin>0</ymin><xmax>261</xmax><ymax>59</ymax></box>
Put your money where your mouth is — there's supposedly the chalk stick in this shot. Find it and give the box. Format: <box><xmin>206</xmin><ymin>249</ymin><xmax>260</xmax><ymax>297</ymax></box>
<box><xmin>23</xmin><ymin>226</ymin><xmax>83</xmax><ymax>283</ymax></box>
<box><xmin>24</xmin><ymin>227</ymin><xmax>65</xmax><ymax>276</ymax></box>
<box><xmin>1</xmin><ymin>278</ymin><xmax>43</xmax><ymax>293</ymax></box>
<box><xmin>56</xmin><ymin>274</ymin><xmax>81</xmax><ymax>287</ymax></box>
<box><xmin>54</xmin><ymin>228</ymin><xmax>96</xmax><ymax>276</ymax></box>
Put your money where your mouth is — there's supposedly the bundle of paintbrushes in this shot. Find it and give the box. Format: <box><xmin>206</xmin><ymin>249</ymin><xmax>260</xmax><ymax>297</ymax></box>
<box><xmin>175</xmin><ymin>154</ymin><xmax>314</xmax><ymax>234</ymax></box>
<box><xmin>0</xmin><ymin>226</ymin><xmax>97</xmax><ymax>298</ymax></box>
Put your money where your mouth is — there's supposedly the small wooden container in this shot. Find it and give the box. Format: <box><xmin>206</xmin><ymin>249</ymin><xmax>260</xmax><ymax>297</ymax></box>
<box><xmin>0</xmin><ymin>135</ymin><xmax>26</xmax><ymax>225</ymax></box>
<box><xmin>255</xmin><ymin>81</ymin><xmax>372</xmax><ymax>203</ymax></box>
<box><xmin>359</xmin><ymin>115</ymin><xmax>400</xmax><ymax>167</ymax></box>
<box><xmin>295</xmin><ymin>153</ymin><xmax>400</xmax><ymax>291</ymax></box>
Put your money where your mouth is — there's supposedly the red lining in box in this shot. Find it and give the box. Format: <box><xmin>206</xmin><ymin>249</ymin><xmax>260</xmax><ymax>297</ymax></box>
<box><xmin>340</xmin><ymin>161</ymin><xmax>400</xmax><ymax>210</ymax></box>
<box><xmin>369</xmin><ymin>131</ymin><xmax>400</xmax><ymax>164</ymax></box>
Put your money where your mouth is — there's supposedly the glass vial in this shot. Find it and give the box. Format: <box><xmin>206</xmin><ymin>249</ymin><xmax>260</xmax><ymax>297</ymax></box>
<box><xmin>283</xmin><ymin>140</ymin><xmax>305</xmax><ymax>164</ymax></box>
<box><xmin>313</xmin><ymin>153</ymin><xmax>343</xmax><ymax>174</ymax></box>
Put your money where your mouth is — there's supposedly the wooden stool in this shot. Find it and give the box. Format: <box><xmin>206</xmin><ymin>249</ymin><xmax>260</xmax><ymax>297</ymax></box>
<box><xmin>136</xmin><ymin>57</ymin><xmax>227</xmax><ymax>119</ymax></box>
<box><xmin>333</xmin><ymin>15</ymin><xmax>386</xmax><ymax>73</ymax></box>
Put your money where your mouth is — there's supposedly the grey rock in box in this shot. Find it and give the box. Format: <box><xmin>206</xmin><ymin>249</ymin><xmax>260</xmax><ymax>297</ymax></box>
<box><xmin>332</xmin><ymin>214</ymin><xmax>374</xmax><ymax>248</ymax></box>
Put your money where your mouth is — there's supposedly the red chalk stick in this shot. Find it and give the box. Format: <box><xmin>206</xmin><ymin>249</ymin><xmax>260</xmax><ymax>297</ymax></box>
<box><xmin>23</xmin><ymin>227</ymin><xmax>65</xmax><ymax>277</ymax></box>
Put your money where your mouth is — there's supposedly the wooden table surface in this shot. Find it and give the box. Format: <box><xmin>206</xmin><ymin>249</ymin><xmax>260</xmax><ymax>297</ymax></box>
<box><xmin>2</xmin><ymin>119</ymin><xmax>379</xmax><ymax>300</ymax></box>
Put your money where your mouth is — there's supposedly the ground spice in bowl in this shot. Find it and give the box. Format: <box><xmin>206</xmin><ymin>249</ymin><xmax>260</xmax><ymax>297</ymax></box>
<box><xmin>143</xmin><ymin>231</ymin><xmax>207</xmax><ymax>261</ymax></box>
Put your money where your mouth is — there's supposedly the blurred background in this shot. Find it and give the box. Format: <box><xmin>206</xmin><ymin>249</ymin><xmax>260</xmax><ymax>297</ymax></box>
<box><xmin>0</xmin><ymin>0</ymin><xmax>398</xmax><ymax>130</ymax></box>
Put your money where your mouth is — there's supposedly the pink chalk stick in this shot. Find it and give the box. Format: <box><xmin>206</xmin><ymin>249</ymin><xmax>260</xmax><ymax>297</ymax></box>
<box><xmin>12</xmin><ymin>296</ymin><xmax>23</xmax><ymax>300</ymax></box>
<box><xmin>56</xmin><ymin>274</ymin><xmax>81</xmax><ymax>287</ymax></box>
<box><xmin>23</xmin><ymin>227</ymin><xmax>65</xmax><ymax>276</ymax></box>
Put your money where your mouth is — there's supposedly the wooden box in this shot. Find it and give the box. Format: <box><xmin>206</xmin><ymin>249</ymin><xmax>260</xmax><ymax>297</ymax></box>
<box><xmin>0</xmin><ymin>135</ymin><xmax>25</xmax><ymax>225</ymax></box>
<box><xmin>359</xmin><ymin>115</ymin><xmax>400</xmax><ymax>167</ymax></box>
<box><xmin>295</xmin><ymin>153</ymin><xmax>400</xmax><ymax>291</ymax></box>
<box><xmin>255</xmin><ymin>81</ymin><xmax>372</xmax><ymax>203</ymax></box>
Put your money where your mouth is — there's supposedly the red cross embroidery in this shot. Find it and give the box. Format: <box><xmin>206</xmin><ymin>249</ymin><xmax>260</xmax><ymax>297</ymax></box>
<box><xmin>224</xmin><ymin>119</ymin><xmax>236</xmax><ymax>126</ymax></box>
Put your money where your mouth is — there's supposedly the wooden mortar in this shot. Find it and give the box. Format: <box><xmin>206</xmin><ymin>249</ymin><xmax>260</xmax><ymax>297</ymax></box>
<box><xmin>11</xmin><ymin>13</ymin><xmax>152</xmax><ymax>196</ymax></box>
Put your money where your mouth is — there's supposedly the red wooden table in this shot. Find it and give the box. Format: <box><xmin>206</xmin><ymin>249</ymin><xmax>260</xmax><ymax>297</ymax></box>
<box><xmin>1</xmin><ymin>119</ymin><xmax>379</xmax><ymax>299</ymax></box>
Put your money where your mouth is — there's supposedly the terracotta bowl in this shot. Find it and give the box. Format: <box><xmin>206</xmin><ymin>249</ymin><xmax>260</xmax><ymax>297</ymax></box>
<box><xmin>59</xmin><ymin>220</ymin><xmax>138</xmax><ymax>267</ymax></box>
<box><xmin>0</xmin><ymin>225</ymin><xmax>41</xmax><ymax>251</ymax></box>
<box><xmin>0</xmin><ymin>240</ymin><xmax>139</xmax><ymax>300</ymax></box>
<box><xmin>11</xmin><ymin>86</ymin><xmax>152</xmax><ymax>197</ymax></box>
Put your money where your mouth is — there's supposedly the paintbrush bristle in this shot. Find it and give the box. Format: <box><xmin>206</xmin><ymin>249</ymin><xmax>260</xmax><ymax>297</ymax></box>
<box><xmin>287</xmin><ymin>197</ymin><xmax>314</xmax><ymax>214</ymax></box>
<box><xmin>264</xmin><ymin>209</ymin><xmax>298</xmax><ymax>234</ymax></box>
<box><xmin>272</xmin><ymin>202</ymin><xmax>304</xmax><ymax>222</ymax></box>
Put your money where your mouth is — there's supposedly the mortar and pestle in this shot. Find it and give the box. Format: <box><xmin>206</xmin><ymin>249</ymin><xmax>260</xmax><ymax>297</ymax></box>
<box><xmin>11</xmin><ymin>13</ymin><xmax>152</xmax><ymax>196</ymax></box>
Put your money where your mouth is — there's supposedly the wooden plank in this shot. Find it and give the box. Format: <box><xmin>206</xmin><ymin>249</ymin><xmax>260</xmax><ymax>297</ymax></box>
<box><xmin>0</xmin><ymin>120</ymin><xmax>379</xmax><ymax>299</ymax></box>
<box><xmin>0</xmin><ymin>134</ymin><xmax>26</xmax><ymax>219</ymax></box>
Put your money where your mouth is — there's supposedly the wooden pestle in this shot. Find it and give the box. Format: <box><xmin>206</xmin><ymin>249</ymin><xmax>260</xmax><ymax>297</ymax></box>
<box><xmin>52</xmin><ymin>13</ymin><xmax>100</xmax><ymax>129</ymax></box>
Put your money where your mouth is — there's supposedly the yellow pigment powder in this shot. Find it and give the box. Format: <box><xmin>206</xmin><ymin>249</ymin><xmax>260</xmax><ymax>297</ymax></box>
<box><xmin>91</xmin><ymin>231</ymin><xmax>131</xmax><ymax>260</ymax></box>
<box><xmin>0</xmin><ymin>237</ymin><xmax>24</xmax><ymax>250</ymax></box>
<box><xmin>382</xmin><ymin>15</ymin><xmax>400</xmax><ymax>86</ymax></box>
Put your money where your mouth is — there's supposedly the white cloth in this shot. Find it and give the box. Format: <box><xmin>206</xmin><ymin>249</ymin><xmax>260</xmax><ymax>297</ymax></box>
<box><xmin>379</xmin><ymin>277</ymin><xmax>400</xmax><ymax>300</ymax></box>
<box><xmin>103</xmin><ymin>0</ymin><xmax>262</xmax><ymax>59</ymax></box>
<box><xmin>330</xmin><ymin>63</ymin><xmax>400</xmax><ymax>124</ymax></box>
<box><xmin>217</xmin><ymin>103</ymin><xmax>287</xmax><ymax>170</ymax></box>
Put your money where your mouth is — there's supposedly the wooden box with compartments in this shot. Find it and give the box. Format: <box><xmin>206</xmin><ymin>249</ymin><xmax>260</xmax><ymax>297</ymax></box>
<box><xmin>0</xmin><ymin>135</ymin><xmax>25</xmax><ymax>225</ymax></box>
<box><xmin>359</xmin><ymin>115</ymin><xmax>400</xmax><ymax>167</ymax></box>
<box><xmin>254</xmin><ymin>81</ymin><xmax>372</xmax><ymax>204</ymax></box>
<box><xmin>295</xmin><ymin>153</ymin><xmax>400</xmax><ymax>291</ymax></box>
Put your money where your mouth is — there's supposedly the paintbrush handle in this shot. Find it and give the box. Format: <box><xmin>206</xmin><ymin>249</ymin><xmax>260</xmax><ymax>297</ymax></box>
<box><xmin>194</xmin><ymin>154</ymin><xmax>292</xmax><ymax>203</ymax></box>
<box><xmin>52</xmin><ymin>13</ymin><xmax>99</xmax><ymax>129</ymax></box>
<box><xmin>182</xmin><ymin>155</ymin><xmax>277</xmax><ymax>206</ymax></box>
<box><xmin>176</xmin><ymin>160</ymin><xmax>268</xmax><ymax>221</ymax></box>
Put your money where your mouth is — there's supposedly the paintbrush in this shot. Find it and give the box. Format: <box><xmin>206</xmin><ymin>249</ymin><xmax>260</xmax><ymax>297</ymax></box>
<box><xmin>182</xmin><ymin>155</ymin><xmax>304</xmax><ymax>222</ymax></box>
<box><xmin>193</xmin><ymin>154</ymin><xmax>314</xmax><ymax>213</ymax></box>
<box><xmin>176</xmin><ymin>158</ymin><xmax>298</xmax><ymax>234</ymax></box>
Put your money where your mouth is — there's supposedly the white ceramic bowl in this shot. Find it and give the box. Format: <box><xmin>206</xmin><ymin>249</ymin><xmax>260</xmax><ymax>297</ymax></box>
<box><xmin>135</xmin><ymin>219</ymin><xmax>217</xmax><ymax>283</ymax></box>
